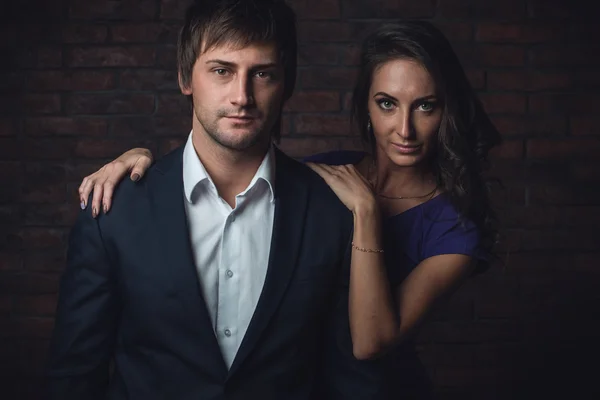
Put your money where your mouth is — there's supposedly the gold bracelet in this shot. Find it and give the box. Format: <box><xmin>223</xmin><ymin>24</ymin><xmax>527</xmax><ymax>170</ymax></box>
<box><xmin>351</xmin><ymin>242</ymin><xmax>384</xmax><ymax>253</ymax></box>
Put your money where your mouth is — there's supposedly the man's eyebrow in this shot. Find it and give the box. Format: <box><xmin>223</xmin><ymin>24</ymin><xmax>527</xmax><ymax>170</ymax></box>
<box><xmin>205</xmin><ymin>59</ymin><xmax>236</xmax><ymax>67</ymax></box>
<box><xmin>205</xmin><ymin>60</ymin><xmax>279</xmax><ymax>70</ymax></box>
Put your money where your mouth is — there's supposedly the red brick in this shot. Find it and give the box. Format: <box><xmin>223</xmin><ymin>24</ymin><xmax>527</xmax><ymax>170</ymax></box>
<box><xmin>342</xmin><ymin>0</ymin><xmax>435</xmax><ymax>18</ymax></box>
<box><xmin>490</xmin><ymin>140</ymin><xmax>523</xmax><ymax>159</ymax></box>
<box><xmin>24</xmin><ymin>117</ymin><xmax>108</xmax><ymax>137</ymax></box>
<box><xmin>120</xmin><ymin>69</ymin><xmax>178</xmax><ymax>90</ymax></box>
<box><xmin>297</xmin><ymin>22</ymin><xmax>352</xmax><ymax>43</ymax></box>
<box><xmin>0</xmin><ymin>253</ymin><xmax>23</xmax><ymax>272</ymax></box>
<box><xmin>528</xmin><ymin>0</ymin><xmax>584</xmax><ymax>19</ymax></box>
<box><xmin>298</xmin><ymin>67</ymin><xmax>357</xmax><ymax>89</ymax></box>
<box><xmin>500</xmin><ymin>206</ymin><xmax>600</xmax><ymax>229</ymax></box>
<box><xmin>62</xmin><ymin>24</ymin><xmax>108</xmax><ymax>43</ymax></box>
<box><xmin>434</xmin><ymin>367</ymin><xmax>507</xmax><ymax>387</ymax></box>
<box><xmin>0</xmin><ymin>273</ymin><xmax>59</xmax><ymax>294</ymax></box>
<box><xmin>527</xmin><ymin>138</ymin><xmax>600</xmax><ymax>159</ymax></box>
<box><xmin>28</xmin><ymin>71</ymin><xmax>116</xmax><ymax>92</ymax></box>
<box><xmin>23</xmin><ymin>138</ymin><xmax>76</xmax><ymax>160</ymax></box>
<box><xmin>0</xmin><ymin>317</ymin><xmax>54</xmax><ymax>339</ymax></box>
<box><xmin>159</xmin><ymin>0</ymin><xmax>189</xmax><ymax>19</ymax></box>
<box><xmin>501</xmin><ymin>228</ymin><xmax>598</xmax><ymax>252</ymax></box>
<box><xmin>438</xmin><ymin>0</ymin><xmax>472</xmax><ymax>18</ymax></box>
<box><xmin>111</xmin><ymin>23</ymin><xmax>178</xmax><ymax>43</ymax></box>
<box><xmin>573</xmin><ymin>70</ymin><xmax>600</xmax><ymax>88</ymax></box>
<box><xmin>491</xmin><ymin>115</ymin><xmax>567</xmax><ymax>137</ymax></box>
<box><xmin>14</xmin><ymin>295</ymin><xmax>57</xmax><ymax>316</ymax></box>
<box><xmin>278</xmin><ymin>137</ymin><xmax>340</xmax><ymax>159</ymax></box>
<box><xmin>23</xmin><ymin>203</ymin><xmax>78</xmax><ymax>227</ymax></box>
<box><xmin>476</xmin><ymin>23</ymin><xmax>521</xmax><ymax>42</ymax></box>
<box><xmin>473</xmin><ymin>0</ymin><xmax>526</xmax><ymax>19</ymax></box>
<box><xmin>284</xmin><ymin>91</ymin><xmax>340</xmax><ymax>112</ymax></box>
<box><xmin>0</xmin><ymin>71</ymin><xmax>25</xmax><ymax>93</ymax></box>
<box><xmin>420</xmin><ymin>320</ymin><xmax>520</xmax><ymax>343</ymax></box>
<box><xmin>339</xmin><ymin>44</ymin><xmax>360</xmax><ymax>66</ymax></box>
<box><xmin>437</xmin><ymin>22</ymin><xmax>473</xmax><ymax>43</ymax></box>
<box><xmin>570</xmin><ymin>116</ymin><xmax>600</xmax><ymax>136</ymax></box>
<box><xmin>528</xmin><ymin>183</ymin><xmax>600</xmax><ymax>205</ymax></box>
<box><xmin>573</xmin><ymin>253</ymin><xmax>600</xmax><ymax>274</ymax></box>
<box><xmin>156</xmin><ymin>94</ymin><xmax>189</xmax><ymax>115</ymax></box>
<box><xmin>21</xmin><ymin>94</ymin><xmax>61</xmax><ymax>115</ymax></box>
<box><xmin>292</xmin><ymin>0</ymin><xmax>341</xmax><ymax>19</ymax></box>
<box><xmin>67</xmin><ymin>46</ymin><xmax>156</xmax><ymax>67</ymax></box>
<box><xmin>487</xmin><ymin>71</ymin><xmax>571</xmax><ymax>91</ymax></box>
<box><xmin>24</xmin><ymin>251</ymin><xmax>67</xmax><ymax>273</ymax></box>
<box><xmin>17</xmin><ymin>228</ymin><xmax>66</xmax><ymax>250</ymax></box>
<box><xmin>297</xmin><ymin>45</ymin><xmax>339</xmax><ymax>66</ymax></box>
<box><xmin>479</xmin><ymin>93</ymin><xmax>526</xmax><ymax>114</ymax></box>
<box><xmin>70</xmin><ymin>0</ymin><xmax>157</xmax><ymax>20</ymax></box>
<box><xmin>37</xmin><ymin>47</ymin><xmax>62</xmax><ymax>68</ymax></box>
<box><xmin>66</xmin><ymin>93</ymin><xmax>155</xmax><ymax>115</ymax></box>
<box><xmin>570</xmin><ymin>161</ymin><xmax>600</xmax><ymax>181</ymax></box>
<box><xmin>159</xmin><ymin>138</ymin><xmax>186</xmax><ymax>156</ymax></box>
<box><xmin>475</xmin><ymin>45</ymin><xmax>526</xmax><ymax>67</ymax></box>
<box><xmin>75</xmin><ymin>139</ymin><xmax>156</xmax><ymax>159</ymax></box>
<box><xmin>294</xmin><ymin>114</ymin><xmax>352</xmax><ymax>135</ymax></box>
<box><xmin>530</xmin><ymin>45</ymin><xmax>600</xmax><ymax>67</ymax></box>
<box><xmin>0</xmin><ymin>295</ymin><xmax>12</xmax><ymax>315</ymax></box>
<box><xmin>110</xmin><ymin>115</ymin><xmax>191</xmax><ymax>137</ymax></box>
<box><xmin>156</xmin><ymin>45</ymin><xmax>177</xmax><ymax>70</ymax></box>
<box><xmin>528</xmin><ymin>93</ymin><xmax>570</xmax><ymax>113</ymax></box>
<box><xmin>0</xmin><ymin>119</ymin><xmax>17</xmax><ymax>137</ymax></box>
<box><xmin>465</xmin><ymin>69</ymin><xmax>485</xmax><ymax>89</ymax></box>
<box><xmin>476</xmin><ymin>23</ymin><xmax>565</xmax><ymax>43</ymax></box>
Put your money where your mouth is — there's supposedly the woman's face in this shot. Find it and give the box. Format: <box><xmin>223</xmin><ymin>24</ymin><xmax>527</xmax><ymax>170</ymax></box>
<box><xmin>367</xmin><ymin>58</ymin><xmax>442</xmax><ymax>168</ymax></box>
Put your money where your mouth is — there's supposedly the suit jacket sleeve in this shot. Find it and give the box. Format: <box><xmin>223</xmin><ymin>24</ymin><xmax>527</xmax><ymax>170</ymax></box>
<box><xmin>315</xmin><ymin>239</ymin><xmax>386</xmax><ymax>399</ymax></box>
<box><xmin>46</xmin><ymin>206</ymin><xmax>119</xmax><ymax>400</ymax></box>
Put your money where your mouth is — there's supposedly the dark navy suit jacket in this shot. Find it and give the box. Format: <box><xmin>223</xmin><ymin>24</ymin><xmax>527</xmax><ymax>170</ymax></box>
<box><xmin>47</xmin><ymin>147</ymin><xmax>385</xmax><ymax>399</ymax></box>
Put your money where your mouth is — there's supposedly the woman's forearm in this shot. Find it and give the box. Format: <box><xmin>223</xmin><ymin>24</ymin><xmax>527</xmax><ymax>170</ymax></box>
<box><xmin>349</xmin><ymin>205</ymin><xmax>399</xmax><ymax>360</ymax></box>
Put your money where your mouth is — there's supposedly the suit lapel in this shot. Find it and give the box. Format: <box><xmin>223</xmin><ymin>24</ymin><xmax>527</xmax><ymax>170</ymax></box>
<box><xmin>148</xmin><ymin>147</ymin><xmax>228</xmax><ymax>377</ymax></box>
<box><xmin>228</xmin><ymin>148</ymin><xmax>309</xmax><ymax>376</ymax></box>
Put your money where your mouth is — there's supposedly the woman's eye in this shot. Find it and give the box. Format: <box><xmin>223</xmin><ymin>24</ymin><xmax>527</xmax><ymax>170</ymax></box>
<box><xmin>418</xmin><ymin>102</ymin><xmax>435</xmax><ymax>112</ymax></box>
<box><xmin>378</xmin><ymin>100</ymin><xmax>394</xmax><ymax>110</ymax></box>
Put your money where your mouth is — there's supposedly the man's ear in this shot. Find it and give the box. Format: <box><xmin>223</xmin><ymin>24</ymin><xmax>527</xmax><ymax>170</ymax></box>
<box><xmin>178</xmin><ymin>70</ymin><xmax>192</xmax><ymax>95</ymax></box>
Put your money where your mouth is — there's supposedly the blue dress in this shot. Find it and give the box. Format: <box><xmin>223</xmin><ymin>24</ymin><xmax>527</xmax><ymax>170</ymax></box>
<box><xmin>304</xmin><ymin>150</ymin><xmax>486</xmax><ymax>397</ymax></box>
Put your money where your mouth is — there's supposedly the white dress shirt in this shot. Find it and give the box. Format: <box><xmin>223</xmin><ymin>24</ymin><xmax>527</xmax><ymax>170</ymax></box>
<box><xmin>182</xmin><ymin>132</ymin><xmax>275</xmax><ymax>368</ymax></box>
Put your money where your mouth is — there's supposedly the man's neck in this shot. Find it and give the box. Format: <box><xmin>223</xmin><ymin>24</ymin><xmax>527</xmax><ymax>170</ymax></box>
<box><xmin>191</xmin><ymin>129</ymin><xmax>270</xmax><ymax>208</ymax></box>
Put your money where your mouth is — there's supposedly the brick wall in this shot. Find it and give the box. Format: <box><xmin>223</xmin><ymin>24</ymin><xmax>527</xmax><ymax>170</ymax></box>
<box><xmin>1</xmin><ymin>0</ymin><xmax>599</xmax><ymax>398</ymax></box>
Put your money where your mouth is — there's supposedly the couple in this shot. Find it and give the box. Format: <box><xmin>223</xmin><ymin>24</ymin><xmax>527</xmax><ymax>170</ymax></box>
<box><xmin>48</xmin><ymin>0</ymin><xmax>501</xmax><ymax>399</ymax></box>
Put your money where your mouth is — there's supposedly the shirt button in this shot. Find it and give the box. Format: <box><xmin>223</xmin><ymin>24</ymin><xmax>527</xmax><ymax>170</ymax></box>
<box><xmin>226</xmin><ymin>270</ymin><xmax>234</xmax><ymax>278</ymax></box>
<box><xmin>224</xmin><ymin>329</ymin><xmax>232</xmax><ymax>337</ymax></box>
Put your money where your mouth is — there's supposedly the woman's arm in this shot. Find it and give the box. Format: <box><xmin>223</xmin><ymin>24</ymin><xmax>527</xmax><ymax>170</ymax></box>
<box><xmin>349</xmin><ymin>205</ymin><xmax>399</xmax><ymax>359</ymax></box>
<box><xmin>306</xmin><ymin>162</ymin><xmax>399</xmax><ymax>359</ymax></box>
<box><xmin>306</xmin><ymin>162</ymin><xmax>478</xmax><ymax>360</ymax></box>
<box><xmin>78</xmin><ymin>148</ymin><xmax>153</xmax><ymax>217</ymax></box>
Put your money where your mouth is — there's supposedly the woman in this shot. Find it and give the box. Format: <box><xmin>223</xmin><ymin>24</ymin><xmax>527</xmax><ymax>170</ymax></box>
<box><xmin>78</xmin><ymin>21</ymin><xmax>501</xmax><ymax>395</ymax></box>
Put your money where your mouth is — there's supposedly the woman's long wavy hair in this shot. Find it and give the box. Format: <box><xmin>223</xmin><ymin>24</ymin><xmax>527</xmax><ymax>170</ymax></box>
<box><xmin>352</xmin><ymin>21</ymin><xmax>502</xmax><ymax>257</ymax></box>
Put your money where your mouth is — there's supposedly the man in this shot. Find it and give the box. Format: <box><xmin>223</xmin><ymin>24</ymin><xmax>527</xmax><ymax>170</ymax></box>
<box><xmin>47</xmin><ymin>1</ymin><xmax>384</xmax><ymax>399</ymax></box>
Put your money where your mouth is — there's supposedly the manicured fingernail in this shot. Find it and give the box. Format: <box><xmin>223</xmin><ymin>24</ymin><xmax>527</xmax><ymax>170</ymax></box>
<box><xmin>103</xmin><ymin>203</ymin><xmax>108</xmax><ymax>214</ymax></box>
<box><xmin>92</xmin><ymin>207</ymin><xmax>97</xmax><ymax>218</ymax></box>
<box><xmin>131</xmin><ymin>173</ymin><xmax>140</xmax><ymax>182</ymax></box>
<box><xmin>80</xmin><ymin>200</ymin><xmax>86</xmax><ymax>210</ymax></box>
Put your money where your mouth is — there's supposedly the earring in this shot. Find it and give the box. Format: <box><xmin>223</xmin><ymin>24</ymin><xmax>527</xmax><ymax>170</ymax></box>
<box><xmin>367</xmin><ymin>119</ymin><xmax>372</xmax><ymax>130</ymax></box>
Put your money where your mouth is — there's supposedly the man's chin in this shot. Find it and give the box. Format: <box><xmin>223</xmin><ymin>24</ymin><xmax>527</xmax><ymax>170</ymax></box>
<box><xmin>211</xmin><ymin>131</ymin><xmax>265</xmax><ymax>152</ymax></box>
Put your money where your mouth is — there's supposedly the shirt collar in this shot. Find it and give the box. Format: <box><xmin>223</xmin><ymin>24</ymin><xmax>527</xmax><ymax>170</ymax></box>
<box><xmin>183</xmin><ymin>131</ymin><xmax>276</xmax><ymax>204</ymax></box>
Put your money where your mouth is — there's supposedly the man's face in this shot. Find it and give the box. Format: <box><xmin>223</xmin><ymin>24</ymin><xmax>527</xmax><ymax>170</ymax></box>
<box><xmin>181</xmin><ymin>41</ymin><xmax>285</xmax><ymax>151</ymax></box>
